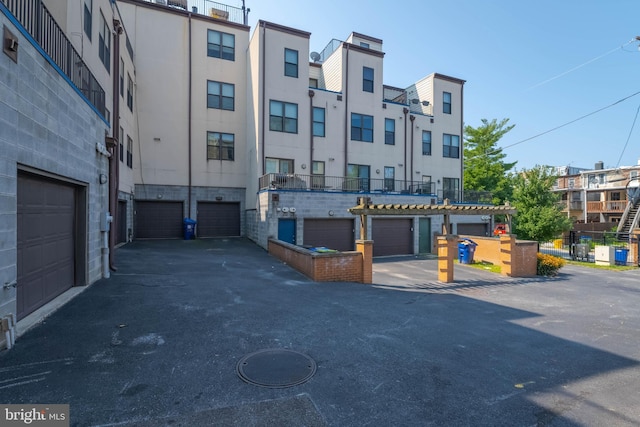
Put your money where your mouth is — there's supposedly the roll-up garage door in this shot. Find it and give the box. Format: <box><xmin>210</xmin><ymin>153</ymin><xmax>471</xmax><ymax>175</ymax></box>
<box><xmin>197</xmin><ymin>202</ymin><xmax>241</xmax><ymax>237</ymax></box>
<box><xmin>372</xmin><ymin>218</ymin><xmax>413</xmax><ymax>257</ymax></box>
<box><xmin>457</xmin><ymin>223</ymin><xmax>488</xmax><ymax>237</ymax></box>
<box><xmin>303</xmin><ymin>219</ymin><xmax>355</xmax><ymax>251</ymax></box>
<box><xmin>135</xmin><ymin>201</ymin><xmax>183</xmax><ymax>239</ymax></box>
<box><xmin>17</xmin><ymin>173</ymin><xmax>76</xmax><ymax>320</ymax></box>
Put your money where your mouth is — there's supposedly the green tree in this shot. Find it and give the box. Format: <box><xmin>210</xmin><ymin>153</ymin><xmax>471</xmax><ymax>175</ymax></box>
<box><xmin>464</xmin><ymin>118</ymin><xmax>517</xmax><ymax>205</ymax></box>
<box><xmin>512</xmin><ymin>165</ymin><xmax>572</xmax><ymax>242</ymax></box>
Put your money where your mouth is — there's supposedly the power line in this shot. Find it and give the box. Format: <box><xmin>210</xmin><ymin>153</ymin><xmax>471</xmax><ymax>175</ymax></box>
<box><xmin>466</xmin><ymin>90</ymin><xmax>640</xmax><ymax>162</ymax></box>
<box><xmin>615</xmin><ymin>101</ymin><xmax>640</xmax><ymax>168</ymax></box>
<box><xmin>526</xmin><ymin>38</ymin><xmax>636</xmax><ymax>91</ymax></box>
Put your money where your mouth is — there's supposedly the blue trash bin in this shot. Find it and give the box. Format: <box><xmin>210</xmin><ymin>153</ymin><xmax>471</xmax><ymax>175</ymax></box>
<box><xmin>458</xmin><ymin>239</ymin><xmax>478</xmax><ymax>264</ymax></box>
<box><xmin>183</xmin><ymin>218</ymin><xmax>196</xmax><ymax>240</ymax></box>
<box><xmin>614</xmin><ymin>248</ymin><xmax>629</xmax><ymax>265</ymax></box>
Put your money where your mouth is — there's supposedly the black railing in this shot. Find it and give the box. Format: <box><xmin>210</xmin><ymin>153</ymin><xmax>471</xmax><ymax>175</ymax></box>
<box><xmin>259</xmin><ymin>173</ymin><xmax>493</xmax><ymax>204</ymax></box>
<box><xmin>2</xmin><ymin>0</ymin><xmax>106</xmax><ymax>117</ymax></box>
<box><xmin>155</xmin><ymin>0</ymin><xmax>245</xmax><ymax>25</ymax></box>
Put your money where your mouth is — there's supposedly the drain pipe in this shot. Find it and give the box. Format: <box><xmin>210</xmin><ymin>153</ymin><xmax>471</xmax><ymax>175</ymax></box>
<box><xmin>260</xmin><ymin>21</ymin><xmax>266</xmax><ymax>174</ymax></box>
<box><xmin>187</xmin><ymin>13</ymin><xmax>193</xmax><ymax>217</ymax></box>
<box><xmin>343</xmin><ymin>43</ymin><xmax>350</xmax><ymax>176</ymax></box>
<box><xmin>410</xmin><ymin>114</ymin><xmax>415</xmax><ymax>187</ymax></box>
<box><xmin>402</xmin><ymin>107</ymin><xmax>408</xmax><ymax>189</ymax></box>
<box><xmin>309</xmin><ymin>90</ymin><xmax>315</xmax><ymax>173</ymax></box>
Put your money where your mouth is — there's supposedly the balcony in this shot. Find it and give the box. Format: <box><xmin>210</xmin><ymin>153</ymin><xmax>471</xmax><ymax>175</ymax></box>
<box><xmin>586</xmin><ymin>201</ymin><xmax>627</xmax><ymax>213</ymax></box>
<box><xmin>139</xmin><ymin>0</ymin><xmax>245</xmax><ymax>24</ymax></box>
<box><xmin>259</xmin><ymin>173</ymin><xmax>492</xmax><ymax>205</ymax></box>
<box><xmin>2</xmin><ymin>0</ymin><xmax>106</xmax><ymax>117</ymax></box>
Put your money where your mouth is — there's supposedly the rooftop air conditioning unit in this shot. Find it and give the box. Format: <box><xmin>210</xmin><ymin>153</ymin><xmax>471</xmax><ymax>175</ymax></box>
<box><xmin>210</xmin><ymin>8</ymin><xmax>229</xmax><ymax>20</ymax></box>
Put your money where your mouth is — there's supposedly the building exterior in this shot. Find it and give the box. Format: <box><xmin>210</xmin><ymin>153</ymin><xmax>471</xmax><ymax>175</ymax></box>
<box><xmin>0</xmin><ymin>0</ymin><xmax>489</xmax><ymax>335</ymax></box>
<box><xmin>553</xmin><ymin>161</ymin><xmax>640</xmax><ymax>227</ymax></box>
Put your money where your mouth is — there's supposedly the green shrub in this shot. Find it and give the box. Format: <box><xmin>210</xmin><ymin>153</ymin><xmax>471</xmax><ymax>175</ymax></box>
<box><xmin>537</xmin><ymin>253</ymin><xmax>566</xmax><ymax>276</ymax></box>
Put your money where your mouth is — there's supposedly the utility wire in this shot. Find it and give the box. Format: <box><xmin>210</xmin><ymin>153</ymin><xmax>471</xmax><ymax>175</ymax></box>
<box><xmin>526</xmin><ymin>38</ymin><xmax>636</xmax><ymax>91</ymax></box>
<box><xmin>615</xmin><ymin>101</ymin><xmax>640</xmax><ymax>168</ymax></box>
<box><xmin>466</xmin><ymin>90</ymin><xmax>640</xmax><ymax>162</ymax></box>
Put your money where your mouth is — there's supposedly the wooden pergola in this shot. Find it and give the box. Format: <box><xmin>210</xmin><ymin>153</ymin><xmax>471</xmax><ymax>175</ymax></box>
<box><xmin>348</xmin><ymin>198</ymin><xmax>517</xmax><ymax>239</ymax></box>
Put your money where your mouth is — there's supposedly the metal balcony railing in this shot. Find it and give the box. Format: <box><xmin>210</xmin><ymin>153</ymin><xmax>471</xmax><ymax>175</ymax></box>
<box><xmin>259</xmin><ymin>173</ymin><xmax>493</xmax><ymax>205</ymax></box>
<box><xmin>1</xmin><ymin>0</ymin><xmax>106</xmax><ymax>118</ymax></box>
<box><xmin>151</xmin><ymin>0</ymin><xmax>245</xmax><ymax>25</ymax></box>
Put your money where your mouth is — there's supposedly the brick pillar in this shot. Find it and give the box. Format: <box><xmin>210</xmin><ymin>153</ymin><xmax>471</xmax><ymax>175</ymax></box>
<box><xmin>356</xmin><ymin>240</ymin><xmax>374</xmax><ymax>284</ymax></box>
<box><xmin>500</xmin><ymin>234</ymin><xmax>516</xmax><ymax>277</ymax></box>
<box><xmin>437</xmin><ymin>235</ymin><xmax>457</xmax><ymax>283</ymax></box>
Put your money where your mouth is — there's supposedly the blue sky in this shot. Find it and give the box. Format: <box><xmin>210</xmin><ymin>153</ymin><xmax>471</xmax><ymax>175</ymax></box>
<box><xmin>236</xmin><ymin>0</ymin><xmax>640</xmax><ymax>171</ymax></box>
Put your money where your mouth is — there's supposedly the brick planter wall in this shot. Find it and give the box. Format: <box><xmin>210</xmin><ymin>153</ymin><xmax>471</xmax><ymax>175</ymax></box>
<box><xmin>268</xmin><ymin>239</ymin><xmax>364</xmax><ymax>282</ymax></box>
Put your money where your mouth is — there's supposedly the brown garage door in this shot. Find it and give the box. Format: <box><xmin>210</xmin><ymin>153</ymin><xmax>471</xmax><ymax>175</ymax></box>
<box><xmin>457</xmin><ymin>223</ymin><xmax>488</xmax><ymax>236</ymax></box>
<box><xmin>372</xmin><ymin>218</ymin><xmax>413</xmax><ymax>257</ymax></box>
<box><xmin>303</xmin><ymin>219</ymin><xmax>355</xmax><ymax>251</ymax></box>
<box><xmin>17</xmin><ymin>174</ymin><xmax>76</xmax><ymax>320</ymax></box>
<box><xmin>135</xmin><ymin>201</ymin><xmax>183</xmax><ymax>239</ymax></box>
<box><xmin>197</xmin><ymin>202</ymin><xmax>240</xmax><ymax>237</ymax></box>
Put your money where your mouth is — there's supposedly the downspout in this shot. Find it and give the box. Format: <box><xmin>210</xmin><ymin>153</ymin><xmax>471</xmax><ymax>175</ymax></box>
<box><xmin>109</xmin><ymin>19</ymin><xmax>123</xmax><ymax>271</ymax></box>
<box><xmin>402</xmin><ymin>107</ymin><xmax>408</xmax><ymax>188</ymax></box>
<box><xmin>309</xmin><ymin>90</ymin><xmax>315</xmax><ymax>174</ymax></box>
<box><xmin>460</xmin><ymin>82</ymin><xmax>465</xmax><ymax>199</ymax></box>
<box><xmin>260</xmin><ymin>21</ymin><xmax>266</xmax><ymax>174</ymax></box>
<box><xmin>187</xmin><ymin>13</ymin><xmax>193</xmax><ymax>217</ymax></box>
<box><xmin>343</xmin><ymin>43</ymin><xmax>350</xmax><ymax>176</ymax></box>
<box><xmin>410</xmin><ymin>114</ymin><xmax>415</xmax><ymax>188</ymax></box>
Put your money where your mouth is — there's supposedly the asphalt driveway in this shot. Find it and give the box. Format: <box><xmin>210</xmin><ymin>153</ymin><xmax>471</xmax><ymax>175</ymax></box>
<box><xmin>1</xmin><ymin>238</ymin><xmax>639</xmax><ymax>426</ymax></box>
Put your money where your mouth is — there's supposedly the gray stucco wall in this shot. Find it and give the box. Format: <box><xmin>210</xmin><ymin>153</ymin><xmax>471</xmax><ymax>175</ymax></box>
<box><xmin>0</xmin><ymin>11</ymin><xmax>110</xmax><ymax>319</ymax></box>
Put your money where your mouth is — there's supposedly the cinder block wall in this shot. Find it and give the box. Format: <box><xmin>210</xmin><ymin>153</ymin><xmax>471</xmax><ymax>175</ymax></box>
<box><xmin>268</xmin><ymin>240</ymin><xmax>363</xmax><ymax>282</ymax></box>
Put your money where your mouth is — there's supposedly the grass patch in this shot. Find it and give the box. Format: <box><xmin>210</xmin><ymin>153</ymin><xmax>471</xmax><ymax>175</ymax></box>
<box><xmin>566</xmin><ymin>260</ymin><xmax>637</xmax><ymax>271</ymax></box>
<box><xmin>457</xmin><ymin>260</ymin><xmax>501</xmax><ymax>274</ymax></box>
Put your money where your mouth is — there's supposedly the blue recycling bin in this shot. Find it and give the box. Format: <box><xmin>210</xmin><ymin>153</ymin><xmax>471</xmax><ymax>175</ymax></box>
<box><xmin>614</xmin><ymin>248</ymin><xmax>629</xmax><ymax>265</ymax></box>
<box><xmin>183</xmin><ymin>218</ymin><xmax>196</xmax><ymax>240</ymax></box>
<box><xmin>458</xmin><ymin>239</ymin><xmax>478</xmax><ymax>264</ymax></box>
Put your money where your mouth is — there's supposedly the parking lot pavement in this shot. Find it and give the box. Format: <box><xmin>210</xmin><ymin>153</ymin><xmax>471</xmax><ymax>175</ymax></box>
<box><xmin>1</xmin><ymin>239</ymin><xmax>640</xmax><ymax>426</ymax></box>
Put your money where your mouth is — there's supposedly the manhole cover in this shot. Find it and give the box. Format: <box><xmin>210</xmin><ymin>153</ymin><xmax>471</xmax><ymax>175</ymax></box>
<box><xmin>236</xmin><ymin>348</ymin><xmax>317</xmax><ymax>388</ymax></box>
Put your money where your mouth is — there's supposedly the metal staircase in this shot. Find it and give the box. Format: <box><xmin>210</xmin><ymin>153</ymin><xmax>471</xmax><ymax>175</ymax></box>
<box><xmin>617</xmin><ymin>197</ymin><xmax>640</xmax><ymax>239</ymax></box>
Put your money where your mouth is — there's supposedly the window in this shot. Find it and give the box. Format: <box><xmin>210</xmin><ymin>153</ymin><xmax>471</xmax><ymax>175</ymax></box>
<box><xmin>360</xmin><ymin>42</ymin><xmax>370</xmax><ymax>48</ymax></box>
<box><xmin>266</xmin><ymin>158</ymin><xmax>294</xmax><ymax>174</ymax></box>
<box><xmin>309</xmin><ymin>78</ymin><xmax>318</xmax><ymax>88</ymax></box>
<box><xmin>207</xmin><ymin>132</ymin><xmax>235</xmax><ymax>161</ymax></box>
<box><xmin>119</xmin><ymin>126</ymin><xmax>124</xmax><ymax>162</ymax></box>
<box><xmin>207</xmin><ymin>30</ymin><xmax>235</xmax><ymax>61</ymax></box>
<box><xmin>630</xmin><ymin>170</ymin><xmax>638</xmax><ymax>180</ymax></box>
<box><xmin>83</xmin><ymin>0</ymin><xmax>92</xmax><ymax>41</ymax></box>
<box><xmin>568</xmin><ymin>178</ymin><xmax>575</xmax><ymax>189</ymax></box>
<box><xmin>98</xmin><ymin>12</ymin><xmax>110</xmax><ymax>73</ymax></box>
<box><xmin>422</xmin><ymin>130</ymin><xmax>432</xmax><ymax>155</ymax></box>
<box><xmin>127</xmin><ymin>74</ymin><xmax>133</xmax><ymax>111</ymax></box>
<box><xmin>384</xmin><ymin>167</ymin><xmax>395</xmax><ymax>191</ymax></box>
<box><xmin>385</xmin><ymin>118</ymin><xmax>395</xmax><ymax>145</ymax></box>
<box><xmin>443</xmin><ymin>92</ymin><xmax>451</xmax><ymax>114</ymax></box>
<box><xmin>119</xmin><ymin>58</ymin><xmax>124</xmax><ymax>98</ymax></box>
<box><xmin>207</xmin><ymin>81</ymin><xmax>234</xmax><ymax>111</ymax></box>
<box><xmin>443</xmin><ymin>178</ymin><xmax>459</xmax><ymax>202</ymax></box>
<box><xmin>421</xmin><ymin>175</ymin><xmax>433</xmax><ymax>194</ymax></box>
<box><xmin>443</xmin><ymin>134</ymin><xmax>460</xmax><ymax>158</ymax></box>
<box><xmin>311</xmin><ymin>161</ymin><xmax>325</xmax><ymax>189</ymax></box>
<box><xmin>347</xmin><ymin>164</ymin><xmax>370</xmax><ymax>191</ymax></box>
<box><xmin>270</xmin><ymin>100</ymin><xmax>298</xmax><ymax>133</ymax></box>
<box><xmin>126</xmin><ymin>136</ymin><xmax>133</xmax><ymax>168</ymax></box>
<box><xmin>284</xmin><ymin>48</ymin><xmax>298</xmax><ymax>78</ymax></box>
<box><xmin>351</xmin><ymin>113</ymin><xmax>373</xmax><ymax>142</ymax></box>
<box><xmin>313</xmin><ymin>107</ymin><xmax>325</xmax><ymax>137</ymax></box>
<box><xmin>363</xmin><ymin>67</ymin><xmax>374</xmax><ymax>93</ymax></box>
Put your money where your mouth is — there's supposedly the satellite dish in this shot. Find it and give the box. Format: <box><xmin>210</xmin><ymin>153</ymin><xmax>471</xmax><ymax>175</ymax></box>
<box><xmin>310</xmin><ymin>51</ymin><xmax>321</xmax><ymax>62</ymax></box>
